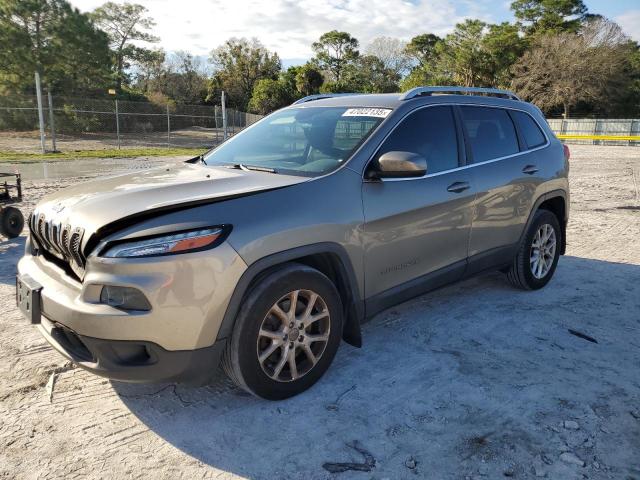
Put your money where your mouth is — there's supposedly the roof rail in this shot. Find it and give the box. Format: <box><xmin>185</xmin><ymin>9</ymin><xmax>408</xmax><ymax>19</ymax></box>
<box><xmin>292</xmin><ymin>93</ymin><xmax>361</xmax><ymax>105</ymax></box>
<box><xmin>400</xmin><ymin>86</ymin><xmax>521</xmax><ymax>101</ymax></box>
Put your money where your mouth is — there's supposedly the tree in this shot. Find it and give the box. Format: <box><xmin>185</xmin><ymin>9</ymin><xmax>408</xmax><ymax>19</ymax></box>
<box><xmin>295</xmin><ymin>63</ymin><xmax>324</xmax><ymax>96</ymax></box>
<box><xmin>312</xmin><ymin>31</ymin><xmax>359</xmax><ymax>83</ymax></box>
<box><xmin>511</xmin><ymin>18</ymin><xmax>631</xmax><ymax>116</ymax></box>
<box><xmin>343</xmin><ymin>55</ymin><xmax>400</xmax><ymax>93</ymax></box>
<box><xmin>405</xmin><ymin>33</ymin><xmax>442</xmax><ymax>68</ymax></box>
<box><xmin>208</xmin><ymin>37</ymin><xmax>281</xmax><ymax>110</ymax></box>
<box><xmin>511</xmin><ymin>0</ymin><xmax>587</xmax><ymax>35</ymax></box>
<box><xmin>437</xmin><ymin>20</ymin><xmax>492</xmax><ymax>87</ymax></box>
<box><xmin>0</xmin><ymin>0</ymin><xmax>111</xmax><ymax>94</ymax></box>
<box><xmin>365</xmin><ymin>36</ymin><xmax>411</xmax><ymax>78</ymax></box>
<box><xmin>143</xmin><ymin>51</ymin><xmax>209</xmax><ymax>104</ymax></box>
<box><xmin>92</xmin><ymin>2</ymin><xmax>159</xmax><ymax>91</ymax></box>
<box><xmin>248</xmin><ymin>78</ymin><xmax>293</xmax><ymax>114</ymax></box>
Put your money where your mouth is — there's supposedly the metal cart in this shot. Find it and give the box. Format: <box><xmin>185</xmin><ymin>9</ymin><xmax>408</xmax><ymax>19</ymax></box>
<box><xmin>0</xmin><ymin>173</ymin><xmax>24</xmax><ymax>239</ymax></box>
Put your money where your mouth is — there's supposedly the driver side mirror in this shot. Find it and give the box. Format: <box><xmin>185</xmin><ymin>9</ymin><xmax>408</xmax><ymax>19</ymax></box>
<box><xmin>367</xmin><ymin>151</ymin><xmax>427</xmax><ymax>179</ymax></box>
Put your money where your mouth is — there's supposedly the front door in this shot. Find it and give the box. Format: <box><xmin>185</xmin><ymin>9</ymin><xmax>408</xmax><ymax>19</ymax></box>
<box><xmin>361</xmin><ymin>105</ymin><xmax>476</xmax><ymax>302</ymax></box>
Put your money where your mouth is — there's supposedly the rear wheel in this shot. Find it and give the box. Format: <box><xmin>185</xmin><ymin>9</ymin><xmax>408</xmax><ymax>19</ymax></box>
<box><xmin>0</xmin><ymin>207</ymin><xmax>24</xmax><ymax>239</ymax></box>
<box><xmin>506</xmin><ymin>209</ymin><xmax>561</xmax><ymax>290</ymax></box>
<box><xmin>223</xmin><ymin>263</ymin><xmax>343</xmax><ymax>399</ymax></box>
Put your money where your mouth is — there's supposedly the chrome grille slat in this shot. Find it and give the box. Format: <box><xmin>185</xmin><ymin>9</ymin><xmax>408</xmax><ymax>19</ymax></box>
<box><xmin>29</xmin><ymin>210</ymin><xmax>85</xmax><ymax>279</ymax></box>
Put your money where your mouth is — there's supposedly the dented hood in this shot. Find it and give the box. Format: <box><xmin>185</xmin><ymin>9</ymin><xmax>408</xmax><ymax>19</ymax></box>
<box><xmin>32</xmin><ymin>163</ymin><xmax>308</xmax><ymax>243</ymax></box>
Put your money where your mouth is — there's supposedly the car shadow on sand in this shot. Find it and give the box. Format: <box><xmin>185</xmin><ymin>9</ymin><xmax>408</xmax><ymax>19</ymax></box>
<box><xmin>0</xmin><ymin>235</ymin><xmax>25</xmax><ymax>286</ymax></box>
<box><xmin>113</xmin><ymin>255</ymin><xmax>640</xmax><ymax>479</ymax></box>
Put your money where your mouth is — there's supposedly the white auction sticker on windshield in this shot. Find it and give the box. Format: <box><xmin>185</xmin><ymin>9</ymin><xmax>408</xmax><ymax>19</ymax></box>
<box><xmin>342</xmin><ymin>108</ymin><xmax>391</xmax><ymax>118</ymax></box>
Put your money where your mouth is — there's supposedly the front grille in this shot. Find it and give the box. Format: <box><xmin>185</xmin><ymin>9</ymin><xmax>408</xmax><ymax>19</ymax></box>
<box><xmin>30</xmin><ymin>212</ymin><xmax>86</xmax><ymax>279</ymax></box>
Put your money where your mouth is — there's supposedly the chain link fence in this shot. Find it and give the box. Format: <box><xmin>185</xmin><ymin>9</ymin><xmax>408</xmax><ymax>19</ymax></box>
<box><xmin>1</xmin><ymin>93</ymin><xmax>638</xmax><ymax>153</ymax></box>
<box><xmin>0</xmin><ymin>94</ymin><xmax>263</xmax><ymax>153</ymax></box>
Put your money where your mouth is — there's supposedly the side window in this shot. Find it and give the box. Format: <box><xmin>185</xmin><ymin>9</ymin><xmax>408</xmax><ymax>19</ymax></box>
<box><xmin>377</xmin><ymin>106</ymin><xmax>459</xmax><ymax>174</ymax></box>
<box><xmin>511</xmin><ymin>110</ymin><xmax>546</xmax><ymax>149</ymax></box>
<box><xmin>460</xmin><ymin>106</ymin><xmax>519</xmax><ymax>163</ymax></box>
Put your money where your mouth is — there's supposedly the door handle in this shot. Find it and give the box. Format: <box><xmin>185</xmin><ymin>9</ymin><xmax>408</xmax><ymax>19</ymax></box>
<box><xmin>447</xmin><ymin>181</ymin><xmax>470</xmax><ymax>193</ymax></box>
<box><xmin>522</xmin><ymin>165</ymin><xmax>539</xmax><ymax>175</ymax></box>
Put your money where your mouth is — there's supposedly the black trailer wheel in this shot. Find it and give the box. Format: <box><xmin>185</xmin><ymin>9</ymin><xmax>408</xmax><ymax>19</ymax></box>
<box><xmin>0</xmin><ymin>207</ymin><xmax>24</xmax><ymax>239</ymax></box>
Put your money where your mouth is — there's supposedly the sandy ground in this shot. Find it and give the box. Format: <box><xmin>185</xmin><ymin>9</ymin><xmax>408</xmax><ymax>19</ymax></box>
<box><xmin>0</xmin><ymin>145</ymin><xmax>639</xmax><ymax>480</ymax></box>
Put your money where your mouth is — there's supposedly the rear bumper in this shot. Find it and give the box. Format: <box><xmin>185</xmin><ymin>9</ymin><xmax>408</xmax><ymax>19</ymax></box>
<box><xmin>38</xmin><ymin>314</ymin><xmax>225</xmax><ymax>384</ymax></box>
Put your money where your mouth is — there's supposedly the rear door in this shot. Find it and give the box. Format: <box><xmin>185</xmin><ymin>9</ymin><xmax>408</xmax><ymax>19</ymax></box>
<box><xmin>361</xmin><ymin>105</ymin><xmax>476</xmax><ymax>300</ymax></box>
<box><xmin>459</xmin><ymin>105</ymin><xmax>547</xmax><ymax>268</ymax></box>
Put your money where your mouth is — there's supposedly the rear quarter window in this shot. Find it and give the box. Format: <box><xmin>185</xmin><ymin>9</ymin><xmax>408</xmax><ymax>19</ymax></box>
<box><xmin>460</xmin><ymin>106</ymin><xmax>519</xmax><ymax>163</ymax></box>
<box><xmin>511</xmin><ymin>110</ymin><xmax>547</xmax><ymax>149</ymax></box>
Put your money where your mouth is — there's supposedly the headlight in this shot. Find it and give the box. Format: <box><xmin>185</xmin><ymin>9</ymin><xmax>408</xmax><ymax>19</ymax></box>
<box><xmin>101</xmin><ymin>227</ymin><xmax>227</xmax><ymax>258</ymax></box>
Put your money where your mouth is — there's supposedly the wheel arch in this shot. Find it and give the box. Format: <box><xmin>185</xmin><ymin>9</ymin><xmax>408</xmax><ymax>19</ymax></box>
<box><xmin>217</xmin><ymin>243</ymin><xmax>364</xmax><ymax>348</ymax></box>
<box><xmin>523</xmin><ymin>190</ymin><xmax>568</xmax><ymax>255</ymax></box>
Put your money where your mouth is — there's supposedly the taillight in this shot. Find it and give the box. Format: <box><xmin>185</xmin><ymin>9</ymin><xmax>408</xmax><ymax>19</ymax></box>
<box><xmin>563</xmin><ymin>144</ymin><xmax>571</xmax><ymax>161</ymax></box>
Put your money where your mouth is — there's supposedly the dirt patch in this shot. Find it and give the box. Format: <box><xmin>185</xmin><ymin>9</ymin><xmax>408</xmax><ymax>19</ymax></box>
<box><xmin>1</xmin><ymin>145</ymin><xmax>639</xmax><ymax>479</ymax></box>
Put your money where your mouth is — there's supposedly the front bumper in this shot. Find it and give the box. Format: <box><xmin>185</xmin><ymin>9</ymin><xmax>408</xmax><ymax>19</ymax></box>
<box><xmin>17</xmin><ymin>239</ymin><xmax>247</xmax><ymax>382</ymax></box>
<box><xmin>38</xmin><ymin>314</ymin><xmax>225</xmax><ymax>384</ymax></box>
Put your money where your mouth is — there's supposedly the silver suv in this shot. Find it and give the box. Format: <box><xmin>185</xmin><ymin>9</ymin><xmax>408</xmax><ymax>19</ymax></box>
<box><xmin>17</xmin><ymin>87</ymin><xmax>569</xmax><ymax>399</ymax></box>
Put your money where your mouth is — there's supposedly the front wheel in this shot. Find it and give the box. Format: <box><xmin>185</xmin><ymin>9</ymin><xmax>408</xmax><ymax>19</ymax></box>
<box><xmin>223</xmin><ymin>263</ymin><xmax>343</xmax><ymax>400</ymax></box>
<box><xmin>506</xmin><ymin>209</ymin><xmax>561</xmax><ymax>290</ymax></box>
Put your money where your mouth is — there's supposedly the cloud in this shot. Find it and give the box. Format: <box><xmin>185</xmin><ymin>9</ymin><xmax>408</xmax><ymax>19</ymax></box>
<box><xmin>70</xmin><ymin>0</ymin><xmax>495</xmax><ymax>60</ymax></box>
<box><xmin>615</xmin><ymin>10</ymin><xmax>640</xmax><ymax>41</ymax></box>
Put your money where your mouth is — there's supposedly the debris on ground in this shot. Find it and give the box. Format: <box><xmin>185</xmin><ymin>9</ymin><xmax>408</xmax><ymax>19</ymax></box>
<box><xmin>322</xmin><ymin>441</ymin><xmax>376</xmax><ymax>473</ymax></box>
<box><xmin>568</xmin><ymin>329</ymin><xmax>598</xmax><ymax>344</ymax></box>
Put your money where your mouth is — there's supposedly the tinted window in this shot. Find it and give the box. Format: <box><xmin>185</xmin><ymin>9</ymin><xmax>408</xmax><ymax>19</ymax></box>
<box><xmin>511</xmin><ymin>110</ymin><xmax>546</xmax><ymax>149</ymax></box>
<box><xmin>460</xmin><ymin>106</ymin><xmax>519</xmax><ymax>163</ymax></box>
<box><xmin>377</xmin><ymin>106</ymin><xmax>458</xmax><ymax>174</ymax></box>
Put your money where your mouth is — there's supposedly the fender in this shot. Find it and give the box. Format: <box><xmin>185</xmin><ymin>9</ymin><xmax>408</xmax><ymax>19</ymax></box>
<box><xmin>216</xmin><ymin>242</ymin><xmax>364</xmax><ymax>347</ymax></box>
<box><xmin>520</xmin><ymin>189</ymin><xmax>568</xmax><ymax>254</ymax></box>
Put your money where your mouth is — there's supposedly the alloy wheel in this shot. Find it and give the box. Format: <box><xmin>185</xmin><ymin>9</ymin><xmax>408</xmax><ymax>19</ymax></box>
<box><xmin>256</xmin><ymin>289</ymin><xmax>331</xmax><ymax>382</ymax></box>
<box><xmin>530</xmin><ymin>223</ymin><xmax>557</xmax><ymax>279</ymax></box>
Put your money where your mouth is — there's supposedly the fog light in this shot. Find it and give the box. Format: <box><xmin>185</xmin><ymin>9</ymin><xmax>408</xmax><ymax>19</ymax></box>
<box><xmin>100</xmin><ymin>286</ymin><xmax>151</xmax><ymax>311</ymax></box>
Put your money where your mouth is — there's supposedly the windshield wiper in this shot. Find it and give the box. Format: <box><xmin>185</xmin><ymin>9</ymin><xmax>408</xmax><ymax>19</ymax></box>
<box><xmin>227</xmin><ymin>163</ymin><xmax>277</xmax><ymax>174</ymax></box>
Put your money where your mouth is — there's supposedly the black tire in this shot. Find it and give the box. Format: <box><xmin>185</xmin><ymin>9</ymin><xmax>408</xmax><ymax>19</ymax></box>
<box><xmin>507</xmin><ymin>209</ymin><xmax>561</xmax><ymax>290</ymax></box>
<box><xmin>0</xmin><ymin>207</ymin><xmax>24</xmax><ymax>239</ymax></box>
<box><xmin>223</xmin><ymin>263</ymin><xmax>343</xmax><ymax>400</ymax></box>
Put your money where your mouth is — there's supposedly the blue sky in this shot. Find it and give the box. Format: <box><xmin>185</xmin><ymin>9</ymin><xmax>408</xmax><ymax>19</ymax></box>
<box><xmin>70</xmin><ymin>0</ymin><xmax>640</xmax><ymax>65</ymax></box>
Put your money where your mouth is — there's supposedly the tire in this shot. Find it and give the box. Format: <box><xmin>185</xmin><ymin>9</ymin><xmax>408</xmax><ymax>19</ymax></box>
<box><xmin>0</xmin><ymin>207</ymin><xmax>24</xmax><ymax>239</ymax></box>
<box><xmin>223</xmin><ymin>263</ymin><xmax>343</xmax><ymax>400</ymax></box>
<box><xmin>506</xmin><ymin>209</ymin><xmax>561</xmax><ymax>290</ymax></box>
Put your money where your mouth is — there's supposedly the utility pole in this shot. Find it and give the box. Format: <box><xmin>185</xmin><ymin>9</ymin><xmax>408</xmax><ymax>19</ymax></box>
<box><xmin>34</xmin><ymin>72</ymin><xmax>46</xmax><ymax>153</ymax></box>
<box><xmin>115</xmin><ymin>98</ymin><xmax>121</xmax><ymax>149</ymax></box>
<box><xmin>221</xmin><ymin>91</ymin><xmax>228</xmax><ymax>140</ymax></box>
<box><xmin>166</xmin><ymin>103</ymin><xmax>171</xmax><ymax>146</ymax></box>
<box><xmin>47</xmin><ymin>90</ymin><xmax>57</xmax><ymax>152</ymax></box>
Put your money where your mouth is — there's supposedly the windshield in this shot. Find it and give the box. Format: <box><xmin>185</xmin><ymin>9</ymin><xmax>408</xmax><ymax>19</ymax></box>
<box><xmin>202</xmin><ymin>106</ymin><xmax>390</xmax><ymax>176</ymax></box>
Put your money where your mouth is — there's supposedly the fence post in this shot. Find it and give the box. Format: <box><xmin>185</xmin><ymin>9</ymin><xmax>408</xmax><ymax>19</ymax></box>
<box><xmin>221</xmin><ymin>91</ymin><xmax>228</xmax><ymax>140</ymax></box>
<box><xmin>34</xmin><ymin>71</ymin><xmax>46</xmax><ymax>153</ymax></box>
<box><xmin>47</xmin><ymin>90</ymin><xmax>57</xmax><ymax>152</ymax></box>
<box><xmin>115</xmin><ymin>98</ymin><xmax>121</xmax><ymax>149</ymax></box>
<box><xmin>166</xmin><ymin>103</ymin><xmax>171</xmax><ymax>147</ymax></box>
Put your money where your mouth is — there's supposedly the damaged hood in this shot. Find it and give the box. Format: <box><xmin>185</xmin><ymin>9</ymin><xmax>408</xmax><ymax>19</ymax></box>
<box><xmin>32</xmin><ymin>163</ymin><xmax>308</xmax><ymax>244</ymax></box>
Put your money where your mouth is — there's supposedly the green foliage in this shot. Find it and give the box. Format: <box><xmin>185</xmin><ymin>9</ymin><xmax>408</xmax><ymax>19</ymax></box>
<box><xmin>0</xmin><ymin>0</ymin><xmax>111</xmax><ymax>94</ymax></box>
<box><xmin>511</xmin><ymin>0</ymin><xmax>587</xmax><ymax>35</ymax></box>
<box><xmin>91</xmin><ymin>2</ymin><xmax>159</xmax><ymax>91</ymax></box>
<box><xmin>312</xmin><ymin>30</ymin><xmax>359</xmax><ymax>82</ymax></box>
<box><xmin>208</xmin><ymin>38</ymin><xmax>281</xmax><ymax>111</ymax></box>
<box><xmin>405</xmin><ymin>33</ymin><xmax>442</xmax><ymax>67</ymax></box>
<box><xmin>248</xmin><ymin>78</ymin><xmax>293</xmax><ymax>114</ymax></box>
<box><xmin>295</xmin><ymin>64</ymin><xmax>324</xmax><ymax>96</ymax></box>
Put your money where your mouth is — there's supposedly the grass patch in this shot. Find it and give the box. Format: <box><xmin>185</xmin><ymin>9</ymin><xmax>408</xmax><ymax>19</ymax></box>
<box><xmin>0</xmin><ymin>147</ymin><xmax>205</xmax><ymax>163</ymax></box>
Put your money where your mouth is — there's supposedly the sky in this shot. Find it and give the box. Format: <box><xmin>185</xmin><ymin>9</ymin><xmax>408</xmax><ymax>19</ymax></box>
<box><xmin>69</xmin><ymin>0</ymin><xmax>640</xmax><ymax>66</ymax></box>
